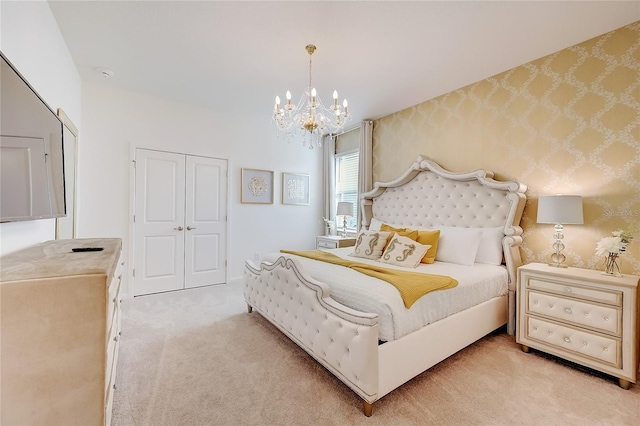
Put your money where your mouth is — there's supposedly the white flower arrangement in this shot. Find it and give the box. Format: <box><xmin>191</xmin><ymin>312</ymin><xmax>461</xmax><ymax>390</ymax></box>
<box><xmin>321</xmin><ymin>217</ymin><xmax>334</xmax><ymax>235</ymax></box>
<box><xmin>595</xmin><ymin>226</ymin><xmax>634</xmax><ymax>257</ymax></box>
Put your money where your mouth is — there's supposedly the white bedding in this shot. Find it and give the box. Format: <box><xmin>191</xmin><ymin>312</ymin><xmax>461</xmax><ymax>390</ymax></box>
<box><xmin>262</xmin><ymin>247</ymin><xmax>508</xmax><ymax>342</ymax></box>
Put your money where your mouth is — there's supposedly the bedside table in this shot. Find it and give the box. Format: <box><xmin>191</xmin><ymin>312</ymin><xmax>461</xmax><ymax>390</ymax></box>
<box><xmin>316</xmin><ymin>235</ymin><xmax>356</xmax><ymax>249</ymax></box>
<box><xmin>517</xmin><ymin>263</ymin><xmax>639</xmax><ymax>389</ymax></box>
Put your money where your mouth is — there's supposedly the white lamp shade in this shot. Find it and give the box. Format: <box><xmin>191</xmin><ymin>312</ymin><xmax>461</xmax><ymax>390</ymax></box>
<box><xmin>537</xmin><ymin>195</ymin><xmax>584</xmax><ymax>225</ymax></box>
<box><xmin>336</xmin><ymin>202</ymin><xmax>353</xmax><ymax>217</ymax></box>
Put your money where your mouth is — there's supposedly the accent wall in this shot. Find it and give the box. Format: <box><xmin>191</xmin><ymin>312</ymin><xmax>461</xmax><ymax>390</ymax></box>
<box><xmin>372</xmin><ymin>21</ymin><xmax>639</xmax><ymax>275</ymax></box>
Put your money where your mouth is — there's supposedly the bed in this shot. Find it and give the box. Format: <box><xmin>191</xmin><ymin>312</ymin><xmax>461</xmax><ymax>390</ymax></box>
<box><xmin>243</xmin><ymin>155</ymin><xmax>527</xmax><ymax>416</ymax></box>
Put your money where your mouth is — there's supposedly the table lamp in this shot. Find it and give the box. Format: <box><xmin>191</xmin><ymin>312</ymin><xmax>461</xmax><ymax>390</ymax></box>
<box><xmin>336</xmin><ymin>202</ymin><xmax>354</xmax><ymax>238</ymax></box>
<box><xmin>537</xmin><ymin>195</ymin><xmax>583</xmax><ymax>268</ymax></box>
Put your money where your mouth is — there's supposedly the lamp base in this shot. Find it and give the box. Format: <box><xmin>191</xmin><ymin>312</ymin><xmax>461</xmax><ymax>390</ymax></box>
<box><xmin>547</xmin><ymin>262</ymin><xmax>568</xmax><ymax>268</ymax></box>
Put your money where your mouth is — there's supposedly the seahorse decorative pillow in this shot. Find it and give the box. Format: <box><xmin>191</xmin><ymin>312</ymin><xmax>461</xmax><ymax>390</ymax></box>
<box><xmin>379</xmin><ymin>235</ymin><xmax>431</xmax><ymax>268</ymax></box>
<box><xmin>350</xmin><ymin>230</ymin><xmax>392</xmax><ymax>260</ymax></box>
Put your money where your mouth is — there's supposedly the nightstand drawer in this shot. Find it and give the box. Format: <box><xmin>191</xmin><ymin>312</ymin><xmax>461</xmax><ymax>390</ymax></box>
<box><xmin>316</xmin><ymin>236</ymin><xmax>356</xmax><ymax>249</ymax></box>
<box><xmin>526</xmin><ymin>291</ymin><xmax>621</xmax><ymax>336</ymax></box>
<box><xmin>526</xmin><ymin>277</ymin><xmax>622</xmax><ymax>307</ymax></box>
<box><xmin>318</xmin><ymin>240</ymin><xmax>338</xmax><ymax>249</ymax></box>
<box><xmin>525</xmin><ymin>316</ymin><xmax>621</xmax><ymax>368</ymax></box>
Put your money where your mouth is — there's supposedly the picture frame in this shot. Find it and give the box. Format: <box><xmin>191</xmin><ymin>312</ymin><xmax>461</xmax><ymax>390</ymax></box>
<box><xmin>241</xmin><ymin>168</ymin><xmax>274</xmax><ymax>204</ymax></box>
<box><xmin>282</xmin><ymin>172</ymin><xmax>310</xmax><ymax>205</ymax></box>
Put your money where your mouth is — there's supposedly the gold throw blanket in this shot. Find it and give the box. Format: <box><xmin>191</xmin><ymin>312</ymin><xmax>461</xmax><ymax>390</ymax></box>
<box><xmin>280</xmin><ymin>250</ymin><xmax>458</xmax><ymax>309</ymax></box>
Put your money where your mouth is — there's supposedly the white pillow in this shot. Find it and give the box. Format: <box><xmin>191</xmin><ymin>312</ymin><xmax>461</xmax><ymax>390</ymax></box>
<box><xmin>350</xmin><ymin>230</ymin><xmax>391</xmax><ymax>260</ymax></box>
<box><xmin>435</xmin><ymin>226</ymin><xmax>483</xmax><ymax>266</ymax></box>
<box><xmin>368</xmin><ymin>218</ymin><xmax>383</xmax><ymax>231</ymax></box>
<box><xmin>379</xmin><ymin>235</ymin><xmax>431</xmax><ymax>268</ymax></box>
<box><xmin>475</xmin><ymin>227</ymin><xmax>505</xmax><ymax>265</ymax></box>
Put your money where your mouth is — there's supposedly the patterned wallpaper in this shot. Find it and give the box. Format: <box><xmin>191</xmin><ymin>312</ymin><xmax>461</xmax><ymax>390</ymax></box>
<box><xmin>372</xmin><ymin>21</ymin><xmax>639</xmax><ymax>275</ymax></box>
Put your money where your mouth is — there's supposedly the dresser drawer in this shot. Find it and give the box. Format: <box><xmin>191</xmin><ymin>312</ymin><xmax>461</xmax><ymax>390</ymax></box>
<box><xmin>317</xmin><ymin>240</ymin><xmax>338</xmax><ymax>249</ymax></box>
<box><xmin>105</xmin><ymin>311</ymin><xmax>121</xmax><ymax>391</ymax></box>
<box><xmin>107</xmin><ymin>277</ymin><xmax>121</xmax><ymax>325</ymax></box>
<box><xmin>526</xmin><ymin>290</ymin><xmax>621</xmax><ymax>336</ymax></box>
<box><xmin>525</xmin><ymin>316</ymin><xmax>621</xmax><ymax>368</ymax></box>
<box><xmin>526</xmin><ymin>277</ymin><xmax>621</xmax><ymax>306</ymax></box>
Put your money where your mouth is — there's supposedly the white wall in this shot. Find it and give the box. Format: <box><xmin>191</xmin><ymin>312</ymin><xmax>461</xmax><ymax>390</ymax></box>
<box><xmin>0</xmin><ymin>1</ymin><xmax>81</xmax><ymax>255</ymax></box>
<box><xmin>80</xmin><ymin>83</ymin><xmax>323</xmax><ymax>294</ymax></box>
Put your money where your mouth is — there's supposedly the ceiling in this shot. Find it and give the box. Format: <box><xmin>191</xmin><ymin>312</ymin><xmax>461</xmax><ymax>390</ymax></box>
<box><xmin>48</xmin><ymin>1</ymin><xmax>640</xmax><ymax>125</ymax></box>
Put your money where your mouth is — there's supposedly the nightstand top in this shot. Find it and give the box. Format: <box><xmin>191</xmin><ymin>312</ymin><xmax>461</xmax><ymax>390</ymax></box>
<box><xmin>519</xmin><ymin>262</ymin><xmax>639</xmax><ymax>289</ymax></box>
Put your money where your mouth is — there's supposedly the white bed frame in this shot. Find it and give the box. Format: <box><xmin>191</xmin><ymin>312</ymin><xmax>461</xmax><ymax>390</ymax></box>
<box><xmin>244</xmin><ymin>155</ymin><xmax>527</xmax><ymax>416</ymax></box>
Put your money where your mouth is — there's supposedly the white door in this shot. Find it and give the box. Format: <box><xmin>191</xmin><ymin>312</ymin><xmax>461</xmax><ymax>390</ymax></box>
<box><xmin>134</xmin><ymin>149</ymin><xmax>228</xmax><ymax>296</ymax></box>
<box><xmin>184</xmin><ymin>156</ymin><xmax>227</xmax><ymax>288</ymax></box>
<box><xmin>134</xmin><ymin>149</ymin><xmax>186</xmax><ymax>295</ymax></box>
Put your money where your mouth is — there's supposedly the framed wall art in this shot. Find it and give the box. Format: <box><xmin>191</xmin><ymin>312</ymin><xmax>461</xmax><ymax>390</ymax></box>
<box><xmin>241</xmin><ymin>168</ymin><xmax>274</xmax><ymax>204</ymax></box>
<box><xmin>282</xmin><ymin>172</ymin><xmax>310</xmax><ymax>205</ymax></box>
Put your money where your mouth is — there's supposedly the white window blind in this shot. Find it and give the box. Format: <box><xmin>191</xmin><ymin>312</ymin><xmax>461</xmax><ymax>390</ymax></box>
<box><xmin>335</xmin><ymin>151</ymin><xmax>359</xmax><ymax>230</ymax></box>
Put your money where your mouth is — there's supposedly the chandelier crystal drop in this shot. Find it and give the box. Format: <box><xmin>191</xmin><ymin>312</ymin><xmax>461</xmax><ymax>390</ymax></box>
<box><xmin>273</xmin><ymin>44</ymin><xmax>351</xmax><ymax>149</ymax></box>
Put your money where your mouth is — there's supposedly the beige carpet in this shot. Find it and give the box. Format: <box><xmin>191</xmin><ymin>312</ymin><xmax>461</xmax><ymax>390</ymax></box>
<box><xmin>112</xmin><ymin>284</ymin><xmax>640</xmax><ymax>425</ymax></box>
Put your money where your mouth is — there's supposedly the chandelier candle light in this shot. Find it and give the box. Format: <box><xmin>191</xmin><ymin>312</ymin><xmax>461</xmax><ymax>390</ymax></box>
<box><xmin>537</xmin><ymin>195</ymin><xmax>584</xmax><ymax>268</ymax></box>
<box><xmin>273</xmin><ymin>44</ymin><xmax>351</xmax><ymax>148</ymax></box>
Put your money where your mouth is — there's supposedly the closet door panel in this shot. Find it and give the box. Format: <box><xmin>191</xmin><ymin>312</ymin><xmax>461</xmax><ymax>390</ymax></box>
<box><xmin>184</xmin><ymin>156</ymin><xmax>227</xmax><ymax>288</ymax></box>
<box><xmin>134</xmin><ymin>149</ymin><xmax>186</xmax><ymax>295</ymax></box>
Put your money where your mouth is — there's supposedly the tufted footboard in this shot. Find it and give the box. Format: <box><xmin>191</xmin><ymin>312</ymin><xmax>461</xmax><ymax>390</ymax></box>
<box><xmin>244</xmin><ymin>256</ymin><xmax>380</xmax><ymax>408</ymax></box>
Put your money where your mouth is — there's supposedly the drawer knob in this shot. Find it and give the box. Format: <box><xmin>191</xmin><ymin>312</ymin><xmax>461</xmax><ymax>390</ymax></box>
<box><xmin>564</xmin><ymin>287</ymin><xmax>572</xmax><ymax>293</ymax></box>
<box><xmin>565</xmin><ymin>308</ymin><xmax>572</xmax><ymax>314</ymax></box>
<box><xmin>564</xmin><ymin>337</ymin><xmax>571</xmax><ymax>343</ymax></box>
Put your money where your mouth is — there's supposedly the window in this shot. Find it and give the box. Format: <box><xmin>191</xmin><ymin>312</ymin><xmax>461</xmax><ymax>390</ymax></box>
<box><xmin>335</xmin><ymin>151</ymin><xmax>359</xmax><ymax>231</ymax></box>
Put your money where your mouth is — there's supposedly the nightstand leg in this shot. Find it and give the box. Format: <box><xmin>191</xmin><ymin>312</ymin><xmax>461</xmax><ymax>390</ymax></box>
<box><xmin>247</xmin><ymin>304</ymin><xmax>253</xmax><ymax>314</ymax></box>
<box><xmin>618</xmin><ymin>378</ymin><xmax>631</xmax><ymax>390</ymax></box>
<box><xmin>363</xmin><ymin>400</ymin><xmax>374</xmax><ymax>417</ymax></box>
<box><xmin>521</xmin><ymin>344</ymin><xmax>530</xmax><ymax>353</ymax></box>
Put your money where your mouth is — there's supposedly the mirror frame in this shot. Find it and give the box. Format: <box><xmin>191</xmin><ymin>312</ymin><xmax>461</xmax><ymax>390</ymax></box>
<box><xmin>55</xmin><ymin>108</ymin><xmax>78</xmax><ymax>239</ymax></box>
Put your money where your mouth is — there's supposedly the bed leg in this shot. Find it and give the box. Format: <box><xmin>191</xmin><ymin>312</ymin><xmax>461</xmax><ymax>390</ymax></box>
<box><xmin>521</xmin><ymin>344</ymin><xmax>530</xmax><ymax>353</ymax></box>
<box><xmin>363</xmin><ymin>400</ymin><xmax>374</xmax><ymax>417</ymax></box>
<box><xmin>247</xmin><ymin>304</ymin><xmax>253</xmax><ymax>314</ymax></box>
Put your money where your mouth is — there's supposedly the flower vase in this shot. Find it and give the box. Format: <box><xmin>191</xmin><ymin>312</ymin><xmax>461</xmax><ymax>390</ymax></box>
<box><xmin>602</xmin><ymin>252</ymin><xmax>621</xmax><ymax>277</ymax></box>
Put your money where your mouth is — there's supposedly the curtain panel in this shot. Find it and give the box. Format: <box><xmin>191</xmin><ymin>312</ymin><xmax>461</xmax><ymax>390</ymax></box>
<box><xmin>358</xmin><ymin>120</ymin><xmax>373</xmax><ymax>230</ymax></box>
<box><xmin>322</xmin><ymin>134</ymin><xmax>337</xmax><ymax>234</ymax></box>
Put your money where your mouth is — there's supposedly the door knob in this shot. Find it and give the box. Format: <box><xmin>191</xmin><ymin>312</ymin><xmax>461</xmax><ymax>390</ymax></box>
<box><xmin>187</xmin><ymin>226</ymin><xmax>197</xmax><ymax>231</ymax></box>
<box><xmin>174</xmin><ymin>226</ymin><xmax>184</xmax><ymax>231</ymax></box>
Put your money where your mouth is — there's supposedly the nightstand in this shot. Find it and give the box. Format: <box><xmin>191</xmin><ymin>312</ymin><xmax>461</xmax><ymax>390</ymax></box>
<box><xmin>316</xmin><ymin>235</ymin><xmax>356</xmax><ymax>249</ymax></box>
<box><xmin>517</xmin><ymin>263</ymin><xmax>639</xmax><ymax>389</ymax></box>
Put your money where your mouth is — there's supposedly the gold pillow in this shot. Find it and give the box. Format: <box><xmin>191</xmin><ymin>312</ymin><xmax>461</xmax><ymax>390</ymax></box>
<box><xmin>379</xmin><ymin>224</ymin><xmax>418</xmax><ymax>247</ymax></box>
<box><xmin>416</xmin><ymin>229</ymin><xmax>441</xmax><ymax>264</ymax></box>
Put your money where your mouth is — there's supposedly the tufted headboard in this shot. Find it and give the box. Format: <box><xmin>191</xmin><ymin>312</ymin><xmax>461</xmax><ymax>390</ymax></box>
<box><xmin>360</xmin><ymin>155</ymin><xmax>527</xmax><ymax>319</ymax></box>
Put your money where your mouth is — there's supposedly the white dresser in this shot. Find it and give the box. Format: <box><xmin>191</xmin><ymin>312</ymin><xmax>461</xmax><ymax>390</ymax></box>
<box><xmin>517</xmin><ymin>263</ymin><xmax>639</xmax><ymax>389</ymax></box>
<box><xmin>0</xmin><ymin>238</ymin><xmax>124</xmax><ymax>425</ymax></box>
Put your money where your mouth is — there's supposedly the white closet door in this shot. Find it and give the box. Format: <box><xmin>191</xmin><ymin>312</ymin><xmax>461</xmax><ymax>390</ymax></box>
<box><xmin>134</xmin><ymin>149</ymin><xmax>186</xmax><ymax>296</ymax></box>
<box><xmin>184</xmin><ymin>156</ymin><xmax>227</xmax><ymax>288</ymax></box>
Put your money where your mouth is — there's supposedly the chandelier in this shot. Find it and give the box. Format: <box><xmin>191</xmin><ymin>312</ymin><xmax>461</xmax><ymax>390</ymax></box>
<box><xmin>273</xmin><ymin>44</ymin><xmax>350</xmax><ymax>149</ymax></box>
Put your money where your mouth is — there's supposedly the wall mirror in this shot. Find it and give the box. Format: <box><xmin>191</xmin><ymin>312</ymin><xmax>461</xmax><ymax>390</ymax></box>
<box><xmin>56</xmin><ymin>108</ymin><xmax>78</xmax><ymax>239</ymax></box>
